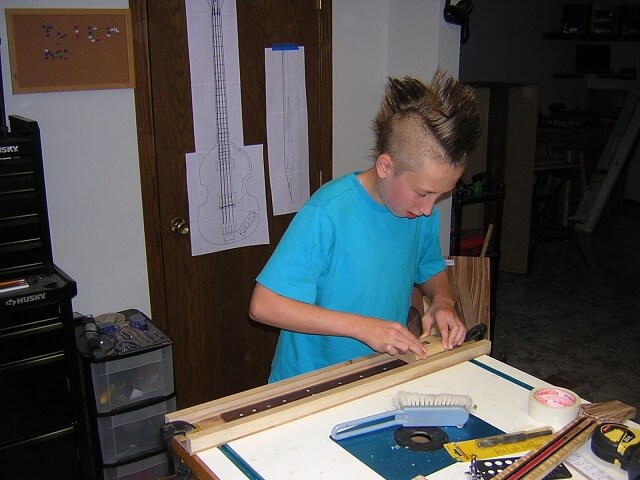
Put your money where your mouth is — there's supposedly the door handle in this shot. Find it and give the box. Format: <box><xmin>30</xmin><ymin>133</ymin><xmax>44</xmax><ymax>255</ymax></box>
<box><xmin>170</xmin><ymin>217</ymin><xmax>190</xmax><ymax>235</ymax></box>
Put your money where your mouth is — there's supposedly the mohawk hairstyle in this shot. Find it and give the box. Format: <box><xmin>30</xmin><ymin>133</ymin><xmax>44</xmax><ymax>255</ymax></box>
<box><xmin>372</xmin><ymin>68</ymin><xmax>480</xmax><ymax>171</ymax></box>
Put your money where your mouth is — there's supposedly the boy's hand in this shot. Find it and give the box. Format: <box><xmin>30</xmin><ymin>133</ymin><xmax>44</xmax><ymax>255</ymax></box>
<box><xmin>421</xmin><ymin>298</ymin><xmax>466</xmax><ymax>350</ymax></box>
<box><xmin>359</xmin><ymin>318</ymin><xmax>428</xmax><ymax>360</ymax></box>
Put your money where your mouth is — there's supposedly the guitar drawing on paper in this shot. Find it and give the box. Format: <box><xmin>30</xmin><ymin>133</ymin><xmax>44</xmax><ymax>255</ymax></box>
<box><xmin>196</xmin><ymin>0</ymin><xmax>260</xmax><ymax>245</ymax></box>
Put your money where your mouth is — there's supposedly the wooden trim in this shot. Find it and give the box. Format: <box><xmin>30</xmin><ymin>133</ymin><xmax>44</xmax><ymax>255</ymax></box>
<box><xmin>316</xmin><ymin>0</ymin><xmax>333</xmax><ymax>185</ymax></box>
<box><xmin>169</xmin><ymin>339</ymin><xmax>491</xmax><ymax>454</ymax></box>
<box><xmin>130</xmin><ymin>0</ymin><xmax>169</xmax><ymax>331</ymax></box>
<box><xmin>168</xmin><ymin>336</ymin><xmax>442</xmax><ymax>427</ymax></box>
<box><xmin>171</xmin><ymin>437</ymin><xmax>220</xmax><ymax>480</ymax></box>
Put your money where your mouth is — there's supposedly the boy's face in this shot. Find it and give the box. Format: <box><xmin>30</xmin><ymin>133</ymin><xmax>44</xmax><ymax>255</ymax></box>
<box><xmin>376</xmin><ymin>154</ymin><xmax>464</xmax><ymax>219</ymax></box>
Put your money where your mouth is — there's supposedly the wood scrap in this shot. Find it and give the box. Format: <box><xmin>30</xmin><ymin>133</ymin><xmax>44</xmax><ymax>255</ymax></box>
<box><xmin>457</xmin><ymin>283</ymin><xmax>477</xmax><ymax>329</ymax></box>
<box><xmin>480</xmin><ymin>223</ymin><xmax>494</xmax><ymax>258</ymax></box>
<box><xmin>446</xmin><ymin>256</ymin><xmax>490</xmax><ymax>335</ymax></box>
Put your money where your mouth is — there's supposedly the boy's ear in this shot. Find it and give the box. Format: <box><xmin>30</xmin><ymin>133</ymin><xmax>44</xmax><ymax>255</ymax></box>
<box><xmin>376</xmin><ymin>153</ymin><xmax>394</xmax><ymax>178</ymax></box>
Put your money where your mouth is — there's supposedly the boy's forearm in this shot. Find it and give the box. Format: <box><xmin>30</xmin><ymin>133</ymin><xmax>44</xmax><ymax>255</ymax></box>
<box><xmin>250</xmin><ymin>284</ymin><xmax>430</xmax><ymax>359</ymax></box>
<box><xmin>419</xmin><ymin>269</ymin><xmax>455</xmax><ymax>306</ymax></box>
<box><xmin>249</xmin><ymin>283</ymin><xmax>365</xmax><ymax>338</ymax></box>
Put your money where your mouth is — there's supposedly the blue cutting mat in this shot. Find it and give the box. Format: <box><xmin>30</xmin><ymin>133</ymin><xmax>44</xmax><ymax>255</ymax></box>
<box><xmin>332</xmin><ymin>414</ymin><xmax>503</xmax><ymax>480</ymax></box>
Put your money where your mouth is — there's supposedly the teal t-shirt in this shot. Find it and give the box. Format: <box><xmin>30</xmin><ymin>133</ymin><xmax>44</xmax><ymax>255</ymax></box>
<box><xmin>256</xmin><ymin>172</ymin><xmax>445</xmax><ymax>382</ymax></box>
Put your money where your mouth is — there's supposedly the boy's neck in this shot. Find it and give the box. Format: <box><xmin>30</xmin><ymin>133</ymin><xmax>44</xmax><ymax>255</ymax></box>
<box><xmin>356</xmin><ymin>167</ymin><xmax>383</xmax><ymax>205</ymax></box>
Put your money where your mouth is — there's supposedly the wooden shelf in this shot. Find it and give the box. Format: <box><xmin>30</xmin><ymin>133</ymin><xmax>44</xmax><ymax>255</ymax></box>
<box><xmin>552</xmin><ymin>72</ymin><xmax>637</xmax><ymax>80</ymax></box>
<box><xmin>543</xmin><ymin>32</ymin><xmax>640</xmax><ymax>41</ymax></box>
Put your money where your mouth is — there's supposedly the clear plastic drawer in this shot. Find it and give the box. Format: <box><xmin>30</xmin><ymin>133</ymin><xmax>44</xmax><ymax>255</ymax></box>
<box><xmin>90</xmin><ymin>346</ymin><xmax>174</xmax><ymax>413</ymax></box>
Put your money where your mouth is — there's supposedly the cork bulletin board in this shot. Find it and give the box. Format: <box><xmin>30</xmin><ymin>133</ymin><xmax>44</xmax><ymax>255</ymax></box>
<box><xmin>5</xmin><ymin>9</ymin><xmax>135</xmax><ymax>93</ymax></box>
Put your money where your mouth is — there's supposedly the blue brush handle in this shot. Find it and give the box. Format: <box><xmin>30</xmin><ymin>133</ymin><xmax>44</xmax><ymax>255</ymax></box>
<box><xmin>330</xmin><ymin>409</ymin><xmax>404</xmax><ymax>440</ymax></box>
<box><xmin>330</xmin><ymin>406</ymin><xmax>470</xmax><ymax>440</ymax></box>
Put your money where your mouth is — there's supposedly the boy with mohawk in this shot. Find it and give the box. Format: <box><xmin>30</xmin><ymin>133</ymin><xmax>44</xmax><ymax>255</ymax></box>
<box><xmin>250</xmin><ymin>69</ymin><xmax>481</xmax><ymax>382</ymax></box>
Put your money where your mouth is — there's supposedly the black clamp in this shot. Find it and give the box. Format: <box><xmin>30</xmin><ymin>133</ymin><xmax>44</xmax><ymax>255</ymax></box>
<box><xmin>162</xmin><ymin>420</ymin><xmax>196</xmax><ymax>479</ymax></box>
<box><xmin>465</xmin><ymin>323</ymin><xmax>487</xmax><ymax>342</ymax></box>
<box><xmin>162</xmin><ymin>420</ymin><xmax>195</xmax><ymax>440</ymax></box>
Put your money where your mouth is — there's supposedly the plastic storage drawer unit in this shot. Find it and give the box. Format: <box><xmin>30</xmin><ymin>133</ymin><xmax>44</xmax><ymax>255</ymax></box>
<box><xmin>97</xmin><ymin>396</ymin><xmax>176</xmax><ymax>464</ymax></box>
<box><xmin>90</xmin><ymin>345</ymin><xmax>174</xmax><ymax>413</ymax></box>
<box><xmin>101</xmin><ymin>451</ymin><xmax>170</xmax><ymax>480</ymax></box>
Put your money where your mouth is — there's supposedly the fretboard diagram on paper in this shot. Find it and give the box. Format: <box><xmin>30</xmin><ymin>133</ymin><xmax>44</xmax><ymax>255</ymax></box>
<box><xmin>265</xmin><ymin>46</ymin><xmax>310</xmax><ymax>216</ymax></box>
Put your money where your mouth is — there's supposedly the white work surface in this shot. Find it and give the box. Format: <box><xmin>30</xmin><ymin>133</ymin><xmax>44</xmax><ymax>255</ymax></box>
<box><xmin>192</xmin><ymin>355</ymin><xmax>633</xmax><ymax>479</ymax></box>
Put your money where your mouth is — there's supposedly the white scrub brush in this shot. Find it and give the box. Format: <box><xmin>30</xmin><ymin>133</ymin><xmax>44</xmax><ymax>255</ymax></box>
<box><xmin>330</xmin><ymin>391</ymin><xmax>474</xmax><ymax>440</ymax></box>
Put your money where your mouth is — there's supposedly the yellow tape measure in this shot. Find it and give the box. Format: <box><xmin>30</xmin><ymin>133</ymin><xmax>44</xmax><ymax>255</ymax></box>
<box><xmin>591</xmin><ymin>423</ymin><xmax>640</xmax><ymax>469</ymax></box>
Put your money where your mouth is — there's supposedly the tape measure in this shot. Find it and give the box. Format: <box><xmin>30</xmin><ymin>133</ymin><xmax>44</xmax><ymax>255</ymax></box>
<box><xmin>591</xmin><ymin>422</ymin><xmax>640</xmax><ymax>478</ymax></box>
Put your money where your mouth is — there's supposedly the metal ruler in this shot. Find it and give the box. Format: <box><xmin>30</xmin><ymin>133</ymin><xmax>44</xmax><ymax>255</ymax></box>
<box><xmin>565</xmin><ymin>452</ymin><xmax>615</xmax><ymax>480</ymax></box>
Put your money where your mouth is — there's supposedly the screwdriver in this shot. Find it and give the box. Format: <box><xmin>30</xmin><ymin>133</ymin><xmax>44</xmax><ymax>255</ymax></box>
<box><xmin>476</xmin><ymin>426</ymin><xmax>554</xmax><ymax>448</ymax></box>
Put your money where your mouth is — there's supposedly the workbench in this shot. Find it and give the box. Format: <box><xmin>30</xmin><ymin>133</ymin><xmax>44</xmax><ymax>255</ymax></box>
<box><xmin>168</xmin><ymin>349</ymin><xmax>636</xmax><ymax>479</ymax></box>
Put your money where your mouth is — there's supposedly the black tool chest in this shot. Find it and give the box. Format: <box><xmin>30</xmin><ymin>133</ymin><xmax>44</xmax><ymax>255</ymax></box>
<box><xmin>0</xmin><ymin>116</ymin><xmax>90</xmax><ymax>479</ymax></box>
<box><xmin>0</xmin><ymin>116</ymin><xmax>53</xmax><ymax>271</ymax></box>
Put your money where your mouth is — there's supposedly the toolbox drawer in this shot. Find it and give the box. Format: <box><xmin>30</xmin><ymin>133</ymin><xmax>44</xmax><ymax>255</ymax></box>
<box><xmin>97</xmin><ymin>396</ymin><xmax>176</xmax><ymax>464</ymax></box>
<box><xmin>1</xmin><ymin>353</ymin><xmax>74</xmax><ymax>444</ymax></box>
<box><xmin>0</xmin><ymin>427</ymin><xmax>81</xmax><ymax>480</ymax></box>
<box><xmin>0</xmin><ymin>300</ymin><xmax>62</xmax><ymax>330</ymax></box>
<box><xmin>90</xmin><ymin>345</ymin><xmax>174</xmax><ymax>413</ymax></box>
<box><xmin>0</xmin><ymin>317</ymin><xmax>65</xmax><ymax>365</ymax></box>
<box><xmin>101</xmin><ymin>450</ymin><xmax>170</xmax><ymax>480</ymax></box>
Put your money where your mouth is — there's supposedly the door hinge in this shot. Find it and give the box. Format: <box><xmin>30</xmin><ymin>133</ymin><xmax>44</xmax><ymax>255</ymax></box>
<box><xmin>316</xmin><ymin>0</ymin><xmax>322</xmax><ymax>10</ymax></box>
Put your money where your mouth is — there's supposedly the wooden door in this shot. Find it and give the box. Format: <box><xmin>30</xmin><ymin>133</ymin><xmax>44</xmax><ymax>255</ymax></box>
<box><xmin>131</xmin><ymin>0</ymin><xmax>332</xmax><ymax>408</ymax></box>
